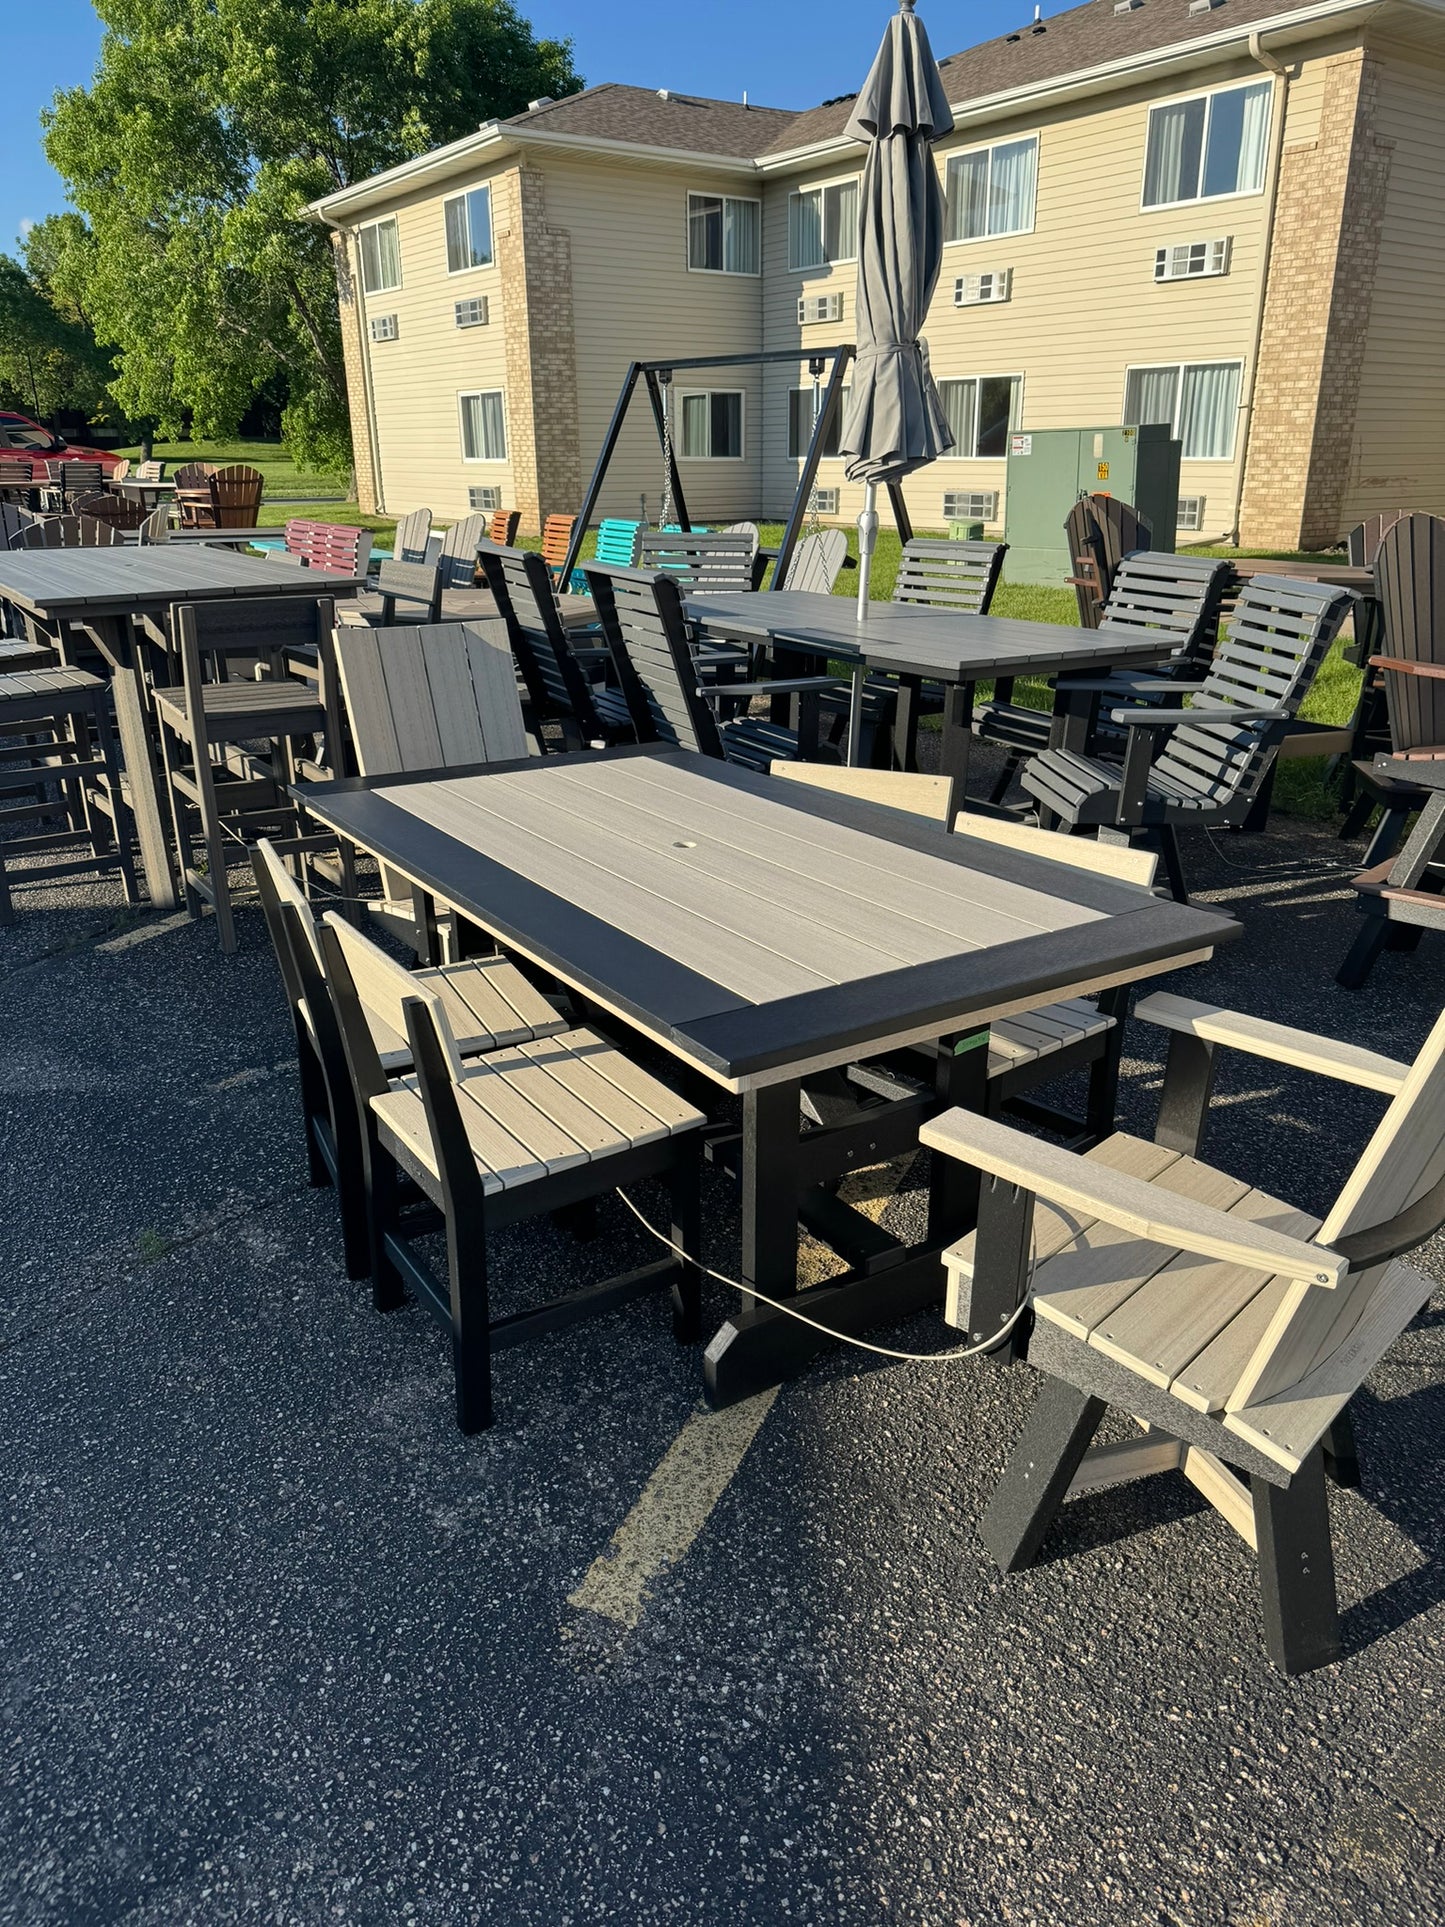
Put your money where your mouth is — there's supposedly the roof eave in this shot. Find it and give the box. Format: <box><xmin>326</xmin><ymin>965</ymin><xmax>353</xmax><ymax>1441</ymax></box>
<box><xmin>756</xmin><ymin>0</ymin><xmax>1385</xmax><ymax>173</ymax></box>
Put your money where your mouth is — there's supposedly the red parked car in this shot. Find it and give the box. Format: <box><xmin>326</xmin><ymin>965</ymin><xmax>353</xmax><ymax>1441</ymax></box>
<box><xmin>0</xmin><ymin>411</ymin><xmax>124</xmax><ymax>473</ymax></box>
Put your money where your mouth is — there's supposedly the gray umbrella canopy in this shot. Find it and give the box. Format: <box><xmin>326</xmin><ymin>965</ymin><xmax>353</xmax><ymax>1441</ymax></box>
<box><xmin>838</xmin><ymin>0</ymin><xmax>956</xmax><ymax>489</ymax></box>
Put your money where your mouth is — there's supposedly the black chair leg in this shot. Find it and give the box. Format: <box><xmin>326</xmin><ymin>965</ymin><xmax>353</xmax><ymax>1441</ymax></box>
<box><xmin>297</xmin><ymin>1037</ymin><xmax>332</xmax><ymax>1190</ymax></box>
<box><xmin>979</xmin><ymin>1376</ymin><xmax>1107</xmax><ymax>1573</ymax></box>
<box><xmin>1361</xmin><ymin>806</ymin><xmax>1411</xmax><ymax>870</ymax></box>
<box><xmin>368</xmin><ymin>1143</ymin><xmax>407</xmax><ymax>1311</ymax></box>
<box><xmin>447</xmin><ymin>1205</ymin><xmax>493</xmax><ymax>1435</ymax></box>
<box><xmin>1081</xmin><ymin>985</ymin><xmax>1129</xmax><ymax>1149</ymax></box>
<box><xmin>1156</xmin><ymin>827</ymin><xmax>1188</xmax><ymax>903</ymax></box>
<box><xmin>669</xmin><ymin>1147</ymin><xmax>703</xmax><ymax>1343</ymax></box>
<box><xmin>1323</xmin><ymin>1404</ymin><xmax>1362</xmax><ymax>1490</ymax></box>
<box><xmin>1338</xmin><ymin>790</ymin><xmax>1376</xmax><ymax>843</ymax></box>
<box><xmin>1252</xmin><ymin>1450</ymin><xmax>1340</xmax><ymax>1675</ymax></box>
<box><xmin>1336</xmin><ymin>915</ymin><xmax>1391</xmax><ymax>990</ymax></box>
<box><xmin>988</xmin><ymin>753</ymin><xmax>1022</xmax><ymax>808</ymax></box>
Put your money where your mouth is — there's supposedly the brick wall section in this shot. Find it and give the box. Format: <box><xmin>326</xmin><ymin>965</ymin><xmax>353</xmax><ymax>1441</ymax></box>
<box><xmin>497</xmin><ymin>166</ymin><xmax>580</xmax><ymax>536</ymax></box>
<box><xmin>1239</xmin><ymin>54</ymin><xmax>1393</xmax><ymax>549</ymax></box>
<box><xmin>331</xmin><ymin>229</ymin><xmax>379</xmax><ymax>514</ymax></box>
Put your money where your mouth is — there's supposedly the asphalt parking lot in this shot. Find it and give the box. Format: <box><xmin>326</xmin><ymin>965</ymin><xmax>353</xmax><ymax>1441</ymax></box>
<box><xmin>3</xmin><ymin>805</ymin><xmax>1444</xmax><ymax>1926</ymax></box>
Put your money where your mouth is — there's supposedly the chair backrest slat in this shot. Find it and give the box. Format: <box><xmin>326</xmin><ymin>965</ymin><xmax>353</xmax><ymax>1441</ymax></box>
<box><xmin>135</xmin><ymin>459</ymin><xmax>166</xmax><ymax>482</ymax></box>
<box><xmin>1150</xmin><ymin>575</ymin><xmax>1352</xmax><ymax>809</ymax></box>
<box><xmin>892</xmin><ymin>537</ymin><xmax>1006</xmax><ymax>615</ymax></box>
<box><xmin>1064</xmin><ymin>493</ymin><xmax>1153</xmax><ymax>627</ymax></box>
<box><xmin>0</xmin><ymin>503</ymin><xmax>36</xmax><ymax>548</ymax></box>
<box><xmin>171</xmin><ymin>462</ymin><xmax>214</xmax><ymax>489</ymax></box>
<box><xmin>206</xmin><ymin>464</ymin><xmax>264</xmax><ymax>527</ymax></box>
<box><xmin>72</xmin><ymin>490</ymin><xmax>148</xmax><ymax>531</ymax></box>
<box><xmin>479</xmin><ymin>542</ymin><xmax>604</xmax><ymax>738</ymax></box>
<box><xmin>540</xmin><ymin>514</ymin><xmax>577</xmax><ymax>572</ymax></box>
<box><xmin>488</xmin><ymin>508</ymin><xmax>521</xmax><ymax>548</ymax></box>
<box><xmin>782</xmin><ymin>528</ymin><xmax>849</xmax><ymax>594</ymax></box>
<box><xmin>283</xmin><ymin>518</ymin><xmax>372</xmax><ymax>576</ymax></box>
<box><xmin>436</xmin><ymin>514</ymin><xmax>486</xmax><ymax>590</ymax></box>
<box><xmin>1347</xmin><ymin>508</ymin><xmax>1414</xmax><ymax>568</ymax></box>
<box><xmin>322</xmin><ymin>912</ymin><xmax>464</xmax><ymax>1083</ymax></box>
<box><xmin>637</xmin><ymin>529</ymin><xmax>756</xmax><ymax>594</ymax></box>
<box><xmin>1098</xmin><ymin>552</ymin><xmax>1231</xmax><ymax>677</ymax></box>
<box><xmin>593</xmin><ymin>520</ymin><xmax>642</xmax><ymax>568</ymax></box>
<box><xmin>1373</xmin><ymin>512</ymin><xmax>1445</xmax><ymax>756</ymax></box>
<box><xmin>583</xmin><ymin>563</ymin><xmax>722</xmax><ymax>757</ymax></box>
<box><xmin>20</xmin><ymin>513</ymin><xmax>126</xmax><ymax>548</ymax></box>
<box><xmin>138</xmin><ymin>506</ymin><xmax>170</xmax><ymax>545</ymax></box>
<box><xmin>374</xmin><ymin>556</ymin><xmax>442</xmax><ymax>622</ymax></box>
<box><xmin>0</xmin><ymin>460</ymin><xmax>34</xmax><ymax>485</ymax></box>
<box><xmin>392</xmin><ymin>507</ymin><xmax>433</xmax><ymax>564</ymax></box>
<box><xmin>53</xmin><ymin>461</ymin><xmax>106</xmax><ymax>499</ymax></box>
<box><xmin>334</xmin><ymin>618</ymin><xmax>527</xmax><ymax>778</ymax></box>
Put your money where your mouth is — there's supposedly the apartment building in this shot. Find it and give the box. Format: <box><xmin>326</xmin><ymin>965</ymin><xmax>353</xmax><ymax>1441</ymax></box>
<box><xmin>307</xmin><ymin>0</ymin><xmax>1445</xmax><ymax>552</ymax></box>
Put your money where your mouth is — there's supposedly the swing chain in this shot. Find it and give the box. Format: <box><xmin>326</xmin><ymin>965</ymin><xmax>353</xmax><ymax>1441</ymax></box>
<box><xmin>657</xmin><ymin>369</ymin><xmax>675</xmax><ymax>529</ymax></box>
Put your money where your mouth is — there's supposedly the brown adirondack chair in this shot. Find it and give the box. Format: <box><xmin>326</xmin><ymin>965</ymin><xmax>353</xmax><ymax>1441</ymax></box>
<box><xmin>19</xmin><ymin>513</ymin><xmax>126</xmax><ymax>549</ymax></box>
<box><xmin>1065</xmin><ymin>493</ymin><xmax>1153</xmax><ymax>629</ymax></box>
<box><xmin>925</xmin><ymin>991</ymin><xmax>1445</xmax><ymax>1674</ymax></box>
<box><xmin>488</xmin><ymin>507</ymin><xmax>521</xmax><ymax>548</ymax></box>
<box><xmin>71</xmin><ymin>491</ymin><xmax>148</xmax><ymax>532</ymax></box>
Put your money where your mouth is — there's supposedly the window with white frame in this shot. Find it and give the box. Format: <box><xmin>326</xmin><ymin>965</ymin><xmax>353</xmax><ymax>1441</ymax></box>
<box><xmin>944</xmin><ymin>138</ymin><xmax>1038</xmax><ymax>243</ymax></box>
<box><xmin>937</xmin><ymin>376</ymin><xmax>1023</xmax><ymax>458</ymax></box>
<box><xmin>444</xmin><ymin>186</ymin><xmax>494</xmax><ymax>272</ymax></box>
<box><xmin>788</xmin><ymin>178</ymin><xmax>859</xmax><ymax>271</ymax></box>
<box><xmin>1142</xmin><ymin>82</ymin><xmax>1271</xmax><ymax>208</ymax></box>
<box><xmin>678</xmin><ymin>390</ymin><xmax>744</xmax><ymax>459</ymax></box>
<box><xmin>358</xmin><ymin>217</ymin><xmax>401</xmax><ymax>294</ymax></box>
<box><xmin>459</xmin><ymin>389</ymin><xmax>507</xmax><ymax>462</ymax></box>
<box><xmin>1123</xmin><ymin>361</ymin><xmax>1242</xmax><ymax>459</ymax></box>
<box><xmin>687</xmin><ymin>193</ymin><xmax>761</xmax><ymax>275</ymax></box>
<box><xmin>787</xmin><ymin>386</ymin><xmax>849</xmax><ymax>460</ymax></box>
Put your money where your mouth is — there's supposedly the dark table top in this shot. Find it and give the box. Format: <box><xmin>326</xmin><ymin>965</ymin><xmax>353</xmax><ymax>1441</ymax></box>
<box><xmin>685</xmin><ymin>590</ymin><xmax>1178</xmax><ymax>682</ymax></box>
<box><xmin>0</xmin><ymin>545</ymin><xmax>364</xmax><ymax>619</ymax></box>
<box><xmin>1376</xmin><ymin>756</ymin><xmax>1445</xmax><ymax>795</ymax></box>
<box><xmin>297</xmin><ymin>746</ymin><xmax>1236</xmax><ymax>1089</ymax></box>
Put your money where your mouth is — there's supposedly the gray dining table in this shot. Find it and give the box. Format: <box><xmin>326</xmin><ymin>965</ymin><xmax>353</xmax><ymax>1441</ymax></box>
<box><xmin>296</xmin><ymin>744</ymin><xmax>1237</xmax><ymax>1404</ymax></box>
<box><xmin>685</xmin><ymin>589</ymin><xmax>1181</xmax><ymax>795</ymax></box>
<box><xmin>0</xmin><ymin>545</ymin><xmax>365</xmax><ymax>908</ymax></box>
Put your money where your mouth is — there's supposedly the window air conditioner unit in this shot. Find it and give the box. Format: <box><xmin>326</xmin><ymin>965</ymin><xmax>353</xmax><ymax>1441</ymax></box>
<box><xmin>1155</xmin><ymin>238</ymin><xmax>1232</xmax><ymax>281</ymax></box>
<box><xmin>954</xmin><ymin>269</ymin><xmax>1012</xmax><ymax>306</ymax></box>
<box><xmin>798</xmin><ymin>292</ymin><xmax>844</xmax><ymax>324</ymax></box>
<box><xmin>808</xmin><ymin>486</ymin><xmax>840</xmax><ymax>514</ymax></box>
<box><xmin>1176</xmin><ymin>495</ymin><xmax>1207</xmax><ymax>532</ymax></box>
<box><xmin>454</xmin><ymin>297</ymin><xmax>490</xmax><ymax>328</ymax></box>
<box><xmin>369</xmin><ymin>314</ymin><xmax>399</xmax><ymax>342</ymax></box>
<box><xmin>942</xmin><ymin>490</ymin><xmax>1000</xmax><ymax>522</ymax></box>
<box><xmin>468</xmin><ymin>486</ymin><xmax>503</xmax><ymax>511</ymax></box>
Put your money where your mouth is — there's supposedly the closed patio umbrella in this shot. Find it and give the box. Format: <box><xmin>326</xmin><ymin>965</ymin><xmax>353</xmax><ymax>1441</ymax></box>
<box><xmin>839</xmin><ymin>0</ymin><xmax>955</xmax><ymax>621</ymax></box>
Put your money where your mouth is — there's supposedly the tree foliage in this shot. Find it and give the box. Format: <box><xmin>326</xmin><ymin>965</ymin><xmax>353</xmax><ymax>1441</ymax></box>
<box><xmin>42</xmin><ymin>0</ymin><xmax>581</xmax><ymax>477</ymax></box>
<box><xmin>0</xmin><ymin>248</ymin><xmax>113</xmax><ymax>422</ymax></box>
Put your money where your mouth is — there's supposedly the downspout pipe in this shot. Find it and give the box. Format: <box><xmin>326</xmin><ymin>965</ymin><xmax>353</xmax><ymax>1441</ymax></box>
<box><xmin>1228</xmin><ymin>30</ymin><xmax>1291</xmax><ymax>545</ymax></box>
<box><xmin>317</xmin><ymin>210</ymin><xmax>386</xmax><ymax>516</ymax></box>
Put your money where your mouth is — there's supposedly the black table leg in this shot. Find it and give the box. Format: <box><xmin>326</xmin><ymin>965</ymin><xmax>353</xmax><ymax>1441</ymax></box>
<box><xmin>940</xmin><ymin>682</ymin><xmax>974</xmax><ymax>820</ymax></box>
<box><xmin>893</xmin><ymin>674</ymin><xmax>921</xmax><ymax>772</ymax></box>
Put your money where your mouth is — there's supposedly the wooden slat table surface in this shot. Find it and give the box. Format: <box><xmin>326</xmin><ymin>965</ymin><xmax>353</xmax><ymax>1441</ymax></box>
<box><xmin>299</xmin><ymin>746</ymin><xmax>1235</xmax><ymax>1090</ymax></box>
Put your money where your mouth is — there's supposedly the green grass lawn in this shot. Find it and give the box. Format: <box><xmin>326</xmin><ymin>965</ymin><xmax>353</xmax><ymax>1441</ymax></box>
<box><xmin>114</xmin><ymin>438</ymin><xmax>352</xmax><ymax>508</ymax></box>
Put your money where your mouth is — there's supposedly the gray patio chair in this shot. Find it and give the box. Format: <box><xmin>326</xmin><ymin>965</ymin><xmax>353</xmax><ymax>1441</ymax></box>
<box><xmin>1021</xmin><ymin>575</ymin><xmax>1354</xmax><ymax>900</ymax></box>
<box><xmin>924</xmin><ymin>990</ymin><xmax>1445</xmax><ymax>1675</ymax></box>
<box><xmin>392</xmin><ymin>506</ymin><xmax>433</xmax><ymax>564</ymax></box>
<box><xmin>478</xmin><ymin>543</ymin><xmax>635</xmax><ymax>753</ymax></box>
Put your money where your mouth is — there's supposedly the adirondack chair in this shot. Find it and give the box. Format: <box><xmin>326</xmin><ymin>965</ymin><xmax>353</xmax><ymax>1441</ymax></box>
<box><xmin>541</xmin><ymin>513</ymin><xmax>578</xmax><ymax>586</ymax></box>
<box><xmin>71</xmin><ymin>490</ymin><xmax>148</xmax><ymax>532</ymax></box>
<box><xmin>0</xmin><ymin>503</ymin><xmax>35</xmax><ymax>548</ymax></box>
<box><xmin>180</xmin><ymin>462</ymin><xmax>263</xmax><ymax>529</ymax></box>
<box><xmin>391</xmin><ymin>507</ymin><xmax>433</xmax><ymax>564</ymax></box>
<box><xmin>46</xmin><ymin>461</ymin><xmax>106</xmax><ymax>507</ymax></box>
<box><xmin>333</xmin><ymin>613</ymin><xmax>541</xmax><ymax>955</ymax></box>
<box><xmin>1065</xmin><ymin>493</ymin><xmax>1153</xmax><ymax>628</ymax></box>
<box><xmin>487</xmin><ymin>508</ymin><xmax>521</xmax><ymax>548</ymax></box>
<box><xmin>782</xmin><ymin>528</ymin><xmax>849</xmax><ymax>594</ymax></box>
<box><xmin>584</xmin><ymin>563</ymin><xmax>847</xmax><ymax>771</ymax></box>
<box><xmin>338</xmin><ymin>556</ymin><xmax>443</xmax><ymax>628</ymax></box>
<box><xmin>819</xmin><ymin>538</ymin><xmax>1008</xmax><ymax>761</ymax></box>
<box><xmin>252</xmin><ymin>833</ymin><xmax>570</xmax><ymax>1280</ymax></box>
<box><xmin>135</xmin><ymin>459</ymin><xmax>167</xmax><ymax>482</ymax></box>
<box><xmin>1346</xmin><ymin>509</ymin><xmax>1414</xmax><ymax>568</ymax></box>
<box><xmin>1342</xmin><ymin>512</ymin><xmax>1445</xmax><ymax>847</ymax></box>
<box><xmin>975</xmin><ymin>552</ymin><xmax>1233</xmax><ymax>805</ymax></box>
<box><xmin>19</xmin><ymin>513</ymin><xmax>126</xmax><ymax>549</ymax></box>
<box><xmin>0</xmin><ymin>460</ymin><xmax>35</xmax><ymax>503</ymax></box>
<box><xmin>593</xmin><ymin>520</ymin><xmax>641</xmax><ymax>569</ymax></box>
<box><xmin>478</xmin><ymin>542</ymin><xmax>634</xmax><ymax>752</ymax></box>
<box><xmin>768</xmin><ymin>761</ymin><xmax>1159</xmax><ymax>1146</ymax></box>
<box><xmin>152</xmin><ymin>595</ymin><xmax>343</xmax><ymax>951</ymax></box>
<box><xmin>637</xmin><ymin>528</ymin><xmax>755</xmax><ymax>594</ymax></box>
<box><xmin>316</xmin><ymin>909</ymin><xmax>705</xmax><ymax>1430</ymax></box>
<box><xmin>1022</xmin><ymin>576</ymin><xmax>1354</xmax><ymax>901</ymax></box>
<box><xmin>924</xmin><ymin>992</ymin><xmax>1445</xmax><ymax>1675</ymax></box>
<box><xmin>171</xmin><ymin>462</ymin><xmax>215</xmax><ymax>524</ymax></box>
<box><xmin>137</xmin><ymin>506</ymin><xmax>171</xmax><ymax>545</ymax></box>
<box><xmin>283</xmin><ymin>519</ymin><xmax>373</xmax><ymax>577</ymax></box>
<box><xmin>108</xmin><ymin>459</ymin><xmax>131</xmax><ymax>482</ymax></box>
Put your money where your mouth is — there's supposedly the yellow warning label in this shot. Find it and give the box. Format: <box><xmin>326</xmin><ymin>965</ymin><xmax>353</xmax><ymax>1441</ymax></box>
<box><xmin>1096</xmin><ymin>461</ymin><xmax>1110</xmax><ymax>481</ymax></box>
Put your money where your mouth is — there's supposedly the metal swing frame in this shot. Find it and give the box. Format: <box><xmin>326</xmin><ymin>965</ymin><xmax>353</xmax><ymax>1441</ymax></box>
<box><xmin>558</xmin><ymin>345</ymin><xmax>915</xmax><ymax>589</ymax></box>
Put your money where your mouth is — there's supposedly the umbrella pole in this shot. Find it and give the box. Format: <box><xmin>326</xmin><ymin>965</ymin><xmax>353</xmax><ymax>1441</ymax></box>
<box><xmin>846</xmin><ymin>482</ymin><xmax>879</xmax><ymax>767</ymax></box>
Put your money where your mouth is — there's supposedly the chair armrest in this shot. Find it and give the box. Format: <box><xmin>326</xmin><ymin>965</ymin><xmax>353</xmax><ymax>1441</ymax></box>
<box><xmin>1055</xmin><ymin>675</ymin><xmax>1203</xmax><ymax>697</ymax></box>
<box><xmin>1108</xmin><ymin>704</ymin><xmax>1287</xmax><ymax>729</ymax></box>
<box><xmin>919</xmin><ymin>1108</ymin><xmax>1345</xmax><ymax>1287</ymax></box>
<box><xmin>1133</xmin><ymin>991</ymin><xmax>1411</xmax><ymax>1094</ymax></box>
<box><xmin>703</xmin><ymin>675</ymin><xmax>849</xmax><ymax>700</ymax></box>
<box><xmin>1368</xmin><ymin>656</ymin><xmax>1445</xmax><ymax>681</ymax></box>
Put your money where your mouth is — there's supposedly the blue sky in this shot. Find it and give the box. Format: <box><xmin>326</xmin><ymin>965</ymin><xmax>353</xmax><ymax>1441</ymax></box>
<box><xmin>3</xmin><ymin>0</ymin><xmax>1064</xmax><ymax>258</ymax></box>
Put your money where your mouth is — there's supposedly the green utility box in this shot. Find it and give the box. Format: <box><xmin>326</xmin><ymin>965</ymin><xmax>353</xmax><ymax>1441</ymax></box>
<box><xmin>1002</xmin><ymin>424</ymin><xmax>1181</xmax><ymax>585</ymax></box>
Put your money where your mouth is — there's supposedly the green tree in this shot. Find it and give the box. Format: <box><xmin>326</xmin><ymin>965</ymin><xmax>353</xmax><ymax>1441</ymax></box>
<box><xmin>0</xmin><ymin>253</ymin><xmax>112</xmax><ymax>421</ymax></box>
<box><xmin>43</xmin><ymin>0</ymin><xmax>581</xmax><ymax>480</ymax></box>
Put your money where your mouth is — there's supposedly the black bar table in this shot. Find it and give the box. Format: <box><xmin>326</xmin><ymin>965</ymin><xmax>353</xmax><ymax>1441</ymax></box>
<box><xmin>297</xmin><ymin>746</ymin><xmax>1237</xmax><ymax>1405</ymax></box>
<box><xmin>0</xmin><ymin>545</ymin><xmax>365</xmax><ymax>908</ymax></box>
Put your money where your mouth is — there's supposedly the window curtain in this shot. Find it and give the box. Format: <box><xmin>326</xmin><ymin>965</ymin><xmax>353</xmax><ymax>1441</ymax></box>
<box><xmin>1234</xmin><ymin>82</ymin><xmax>1272</xmax><ymax>194</ymax></box>
<box><xmin>466</xmin><ymin>188</ymin><xmax>493</xmax><ymax>266</ymax></box>
<box><xmin>824</xmin><ymin>181</ymin><xmax>858</xmax><ymax>263</ymax></box>
<box><xmin>938</xmin><ymin>380</ymin><xmax>978</xmax><ymax>458</ymax></box>
<box><xmin>789</xmin><ymin>193</ymin><xmax>822</xmax><ymax>270</ymax></box>
<box><xmin>1124</xmin><ymin>365</ymin><xmax>1180</xmax><ymax>430</ymax></box>
<box><xmin>681</xmin><ymin>393</ymin><xmax>711</xmax><ymax>458</ymax></box>
<box><xmin>690</xmin><ymin>196</ymin><xmax>723</xmax><ymax>271</ymax></box>
<box><xmin>1143</xmin><ymin>99</ymin><xmax>1204</xmax><ymax>205</ymax></box>
<box><xmin>444</xmin><ymin>200</ymin><xmax>468</xmax><ymax>275</ymax></box>
<box><xmin>724</xmin><ymin>198</ymin><xmax>760</xmax><ymax>274</ymax></box>
<box><xmin>462</xmin><ymin>392</ymin><xmax>506</xmax><ymax>461</ymax></box>
<box><xmin>946</xmin><ymin>152</ymin><xmax>988</xmax><ymax>241</ymax></box>
<box><xmin>989</xmin><ymin>140</ymin><xmax>1037</xmax><ymax>235</ymax></box>
<box><xmin>376</xmin><ymin>220</ymin><xmax>400</xmax><ymax>289</ymax></box>
<box><xmin>1179</xmin><ymin>363</ymin><xmax>1241</xmax><ymax>459</ymax></box>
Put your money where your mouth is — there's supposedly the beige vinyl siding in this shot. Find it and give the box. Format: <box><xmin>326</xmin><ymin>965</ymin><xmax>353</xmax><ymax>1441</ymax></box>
<box><xmin>762</xmin><ymin>51</ymin><xmax>1347</xmax><ymax>540</ymax></box>
<box><xmin>1343</xmin><ymin>40</ymin><xmax>1445</xmax><ymax>523</ymax></box>
<box><xmin>354</xmin><ymin>164</ymin><xmax>515</xmax><ymax>517</ymax></box>
<box><xmin>540</xmin><ymin>154</ymin><xmax>763</xmax><ymax>522</ymax></box>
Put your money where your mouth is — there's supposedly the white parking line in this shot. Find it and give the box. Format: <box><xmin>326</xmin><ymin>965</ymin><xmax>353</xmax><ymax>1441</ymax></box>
<box><xmin>97</xmin><ymin>911</ymin><xmax>193</xmax><ymax>953</ymax></box>
<box><xmin>567</xmin><ymin>1389</ymin><xmax>779</xmax><ymax>1631</ymax></box>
